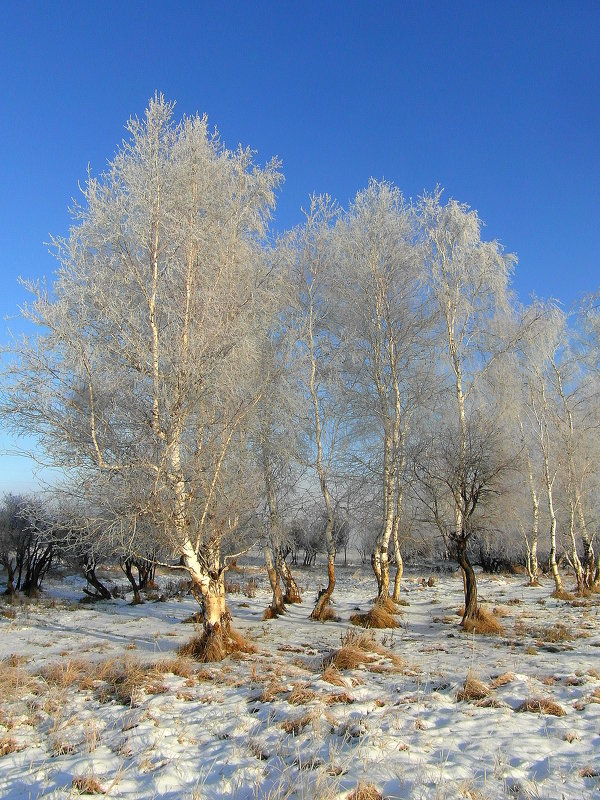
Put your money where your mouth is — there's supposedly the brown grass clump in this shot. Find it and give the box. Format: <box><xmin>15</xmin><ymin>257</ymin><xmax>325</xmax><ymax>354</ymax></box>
<box><xmin>347</xmin><ymin>783</ymin><xmax>383</xmax><ymax>800</ymax></box>
<box><xmin>457</xmin><ymin>672</ymin><xmax>491</xmax><ymax>703</ymax></box>
<box><xmin>551</xmin><ymin>589</ymin><xmax>576</xmax><ymax>601</ymax></box>
<box><xmin>178</xmin><ymin>626</ymin><xmax>256</xmax><ymax>663</ymax></box>
<box><xmin>321</xmin><ymin>664</ymin><xmax>349</xmax><ymax>687</ymax></box>
<box><xmin>280</xmin><ymin>710</ymin><xmax>316</xmax><ymax>735</ymax></box>
<box><xmin>461</xmin><ymin>607</ymin><xmax>505</xmax><ymax>636</ymax></box>
<box><xmin>350</xmin><ymin>605</ymin><xmax>399</xmax><ymax>629</ymax></box>
<box><xmin>580</xmin><ymin>766</ymin><xmax>600</xmax><ymax>778</ymax></box>
<box><xmin>516</xmin><ymin>697</ymin><xmax>567</xmax><ymax>717</ymax></box>
<box><xmin>91</xmin><ymin>657</ymin><xmax>150</xmax><ymax>706</ymax></box>
<box><xmin>491</xmin><ymin>672</ymin><xmax>515</xmax><ymax>688</ymax></box>
<box><xmin>153</xmin><ymin>656</ymin><xmax>196</xmax><ymax>679</ymax></box>
<box><xmin>535</xmin><ymin>623</ymin><xmax>574</xmax><ymax>643</ymax></box>
<box><xmin>325</xmin><ymin>631</ymin><xmax>376</xmax><ymax>671</ymax></box>
<box><xmin>0</xmin><ymin>736</ymin><xmax>26</xmax><ymax>756</ymax></box>
<box><xmin>0</xmin><ymin>657</ymin><xmax>40</xmax><ymax>701</ymax></box>
<box><xmin>42</xmin><ymin>659</ymin><xmax>91</xmax><ymax>689</ymax></box>
<box><xmin>72</xmin><ymin>775</ymin><xmax>106</xmax><ymax>794</ymax></box>
<box><xmin>258</xmin><ymin>681</ymin><xmax>287</xmax><ymax>702</ymax></box>
<box><xmin>287</xmin><ymin>683</ymin><xmax>320</xmax><ymax>705</ymax></box>
<box><xmin>325</xmin><ymin>691</ymin><xmax>354</xmax><ymax>704</ymax></box>
<box><xmin>262</xmin><ymin>606</ymin><xmax>282</xmax><ymax>620</ymax></box>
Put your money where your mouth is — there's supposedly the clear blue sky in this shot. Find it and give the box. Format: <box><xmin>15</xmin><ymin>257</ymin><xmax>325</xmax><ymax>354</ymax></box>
<box><xmin>1</xmin><ymin>1</ymin><xmax>598</xmax><ymax>492</ymax></box>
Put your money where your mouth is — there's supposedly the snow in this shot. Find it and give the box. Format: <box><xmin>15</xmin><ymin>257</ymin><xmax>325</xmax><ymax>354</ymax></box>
<box><xmin>1</xmin><ymin>565</ymin><xmax>599</xmax><ymax>799</ymax></box>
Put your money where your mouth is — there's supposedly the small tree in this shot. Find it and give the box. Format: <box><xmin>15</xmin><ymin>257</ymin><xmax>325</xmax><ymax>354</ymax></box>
<box><xmin>0</xmin><ymin>494</ymin><xmax>54</xmax><ymax>596</ymax></box>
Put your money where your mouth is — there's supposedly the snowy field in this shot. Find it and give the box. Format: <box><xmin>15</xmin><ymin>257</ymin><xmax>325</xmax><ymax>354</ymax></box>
<box><xmin>1</xmin><ymin>564</ymin><xmax>599</xmax><ymax>800</ymax></box>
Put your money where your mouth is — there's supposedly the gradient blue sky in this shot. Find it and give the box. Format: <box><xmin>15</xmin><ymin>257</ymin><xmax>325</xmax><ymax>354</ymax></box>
<box><xmin>1</xmin><ymin>1</ymin><xmax>599</xmax><ymax>492</ymax></box>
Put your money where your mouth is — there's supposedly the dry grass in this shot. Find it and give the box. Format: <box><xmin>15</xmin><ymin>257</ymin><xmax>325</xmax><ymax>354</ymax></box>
<box><xmin>89</xmin><ymin>657</ymin><xmax>153</xmax><ymax>706</ymax></box>
<box><xmin>349</xmin><ymin>604</ymin><xmax>399</xmax><ymax>629</ymax></box>
<box><xmin>287</xmin><ymin>683</ymin><xmax>320</xmax><ymax>705</ymax></box>
<box><xmin>551</xmin><ymin>589</ymin><xmax>576</xmax><ymax>601</ymax></box>
<box><xmin>321</xmin><ymin>664</ymin><xmax>349</xmax><ymax>687</ymax></box>
<box><xmin>0</xmin><ymin>736</ymin><xmax>26</xmax><ymax>756</ymax></box>
<box><xmin>280</xmin><ymin>710</ymin><xmax>316</xmax><ymax>735</ymax></box>
<box><xmin>580</xmin><ymin>766</ymin><xmax>600</xmax><ymax>778</ymax></box>
<box><xmin>153</xmin><ymin>656</ymin><xmax>196</xmax><ymax>679</ymax></box>
<box><xmin>516</xmin><ymin>697</ymin><xmax>567</xmax><ymax>717</ymax></box>
<box><xmin>41</xmin><ymin>659</ymin><xmax>91</xmax><ymax>689</ymax></box>
<box><xmin>0</xmin><ymin>657</ymin><xmax>40</xmax><ymax>701</ymax></box>
<box><xmin>457</xmin><ymin>672</ymin><xmax>491</xmax><ymax>703</ymax></box>
<box><xmin>461</xmin><ymin>606</ymin><xmax>505</xmax><ymax>635</ymax></box>
<box><xmin>491</xmin><ymin>672</ymin><xmax>515</xmax><ymax>688</ymax></box>
<box><xmin>347</xmin><ymin>783</ymin><xmax>383</xmax><ymax>800</ymax></box>
<box><xmin>72</xmin><ymin>775</ymin><xmax>106</xmax><ymax>794</ymax></box>
<box><xmin>178</xmin><ymin>626</ymin><xmax>256</xmax><ymax>663</ymax></box>
<box><xmin>325</xmin><ymin>630</ymin><xmax>377</xmax><ymax>671</ymax></box>
<box><xmin>324</xmin><ymin>691</ymin><xmax>354</xmax><ymax>704</ymax></box>
<box><xmin>262</xmin><ymin>606</ymin><xmax>283</xmax><ymax>620</ymax></box>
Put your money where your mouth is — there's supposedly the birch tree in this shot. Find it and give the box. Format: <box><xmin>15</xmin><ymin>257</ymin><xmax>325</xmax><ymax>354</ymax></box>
<box><xmin>290</xmin><ymin>195</ymin><xmax>344</xmax><ymax>621</ymax></box>
<box><xmin>337</xmin><ymin>180</ymin><xmax>428</xmax><ymax>607</ymax></box>
<box><xmin>417</xmin><ymin>191</ymin><xmax>517</xmax><ymax>623</ymax></box>
<box><xmin>1</xmin><ymin>95</ymin><xmax>282</xmax><ymax>657</ymax></box>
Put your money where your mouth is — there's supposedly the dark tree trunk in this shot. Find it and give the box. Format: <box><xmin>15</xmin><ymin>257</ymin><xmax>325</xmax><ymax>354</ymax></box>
<box><xmin>310</xmin><ymin>554</ymin><xmax>335</xmax><ymax>620</ymax></box>
<box><xmin>277</xmin><ymin>554</ymin><xmax>302</xmax><ymax>603</ymax></box>
<box><xmin>121</xmin><ymin>557</ymin><xmax>143</xmax><ymax>604</ymax></box>
<box><xmin>456</xmin><ymin>538</ymin><xmax>478</xmax><ymax>622</ymax></box>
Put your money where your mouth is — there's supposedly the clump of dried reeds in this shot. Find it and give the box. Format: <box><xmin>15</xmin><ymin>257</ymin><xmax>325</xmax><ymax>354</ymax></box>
<box><xmin>516</xmin><ymin>697</ymin><xmax>567</xmax><ymax>717</ymax></box>
<box><xmin>461</xmin><ymin>606</ymin><xmax>505</xmax><ymax>635</ymax></box>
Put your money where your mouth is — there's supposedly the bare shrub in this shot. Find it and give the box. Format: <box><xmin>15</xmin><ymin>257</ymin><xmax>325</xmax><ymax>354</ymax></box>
<box><xmin>516</xmin><ymin>697</ymin><xmax>567</xmax><ymax>716</ymax></box>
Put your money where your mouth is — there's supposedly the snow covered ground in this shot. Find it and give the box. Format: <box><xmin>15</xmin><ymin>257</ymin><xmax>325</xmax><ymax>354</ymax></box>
<box><xmin>1</xmin><ymin>564</ymin><xmax>599</xmax><ymax>799</ymax></box>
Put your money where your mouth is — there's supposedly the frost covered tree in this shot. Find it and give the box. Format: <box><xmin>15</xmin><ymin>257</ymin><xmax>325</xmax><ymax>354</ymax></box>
<box><xmin>336</xmin><ymin>180</ymin><xmax>430</xmax><ymax>606</ymax></box>
<box><xmin>289</xmin><ymin>196</ymin><xmax>345</xmax><ymax>621</ymax></box>
<box><xmin>417</xmin><ymin>191</ymin><xmax>517</xmax><ymax>624</ymax></box>
<box><xmin>1</xmin><ymin>96</ymin><xmax>282</xmax><ymax>656</ymax></box>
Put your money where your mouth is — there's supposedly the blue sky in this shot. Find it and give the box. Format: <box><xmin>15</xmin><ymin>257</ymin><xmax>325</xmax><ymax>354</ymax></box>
<box><xmin>1</xmin><ymin>1</ymin><xmax>598</xmax><ymax>492</ymax></box>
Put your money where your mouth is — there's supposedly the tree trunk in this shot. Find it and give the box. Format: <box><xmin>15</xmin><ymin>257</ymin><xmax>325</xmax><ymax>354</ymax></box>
<box><xmin>277</xmin><ymin>554</ymin><xmax>302</xmax><ymax>603</ymax></box>
<box><xmin>82</xmin><ymin>560</ymin><xmax>111</xmax><ymax>600</ymax></box>
<box><xmin>264</xmin><ymin>546</ymin><xmax>285</xmax><ymax>617</ymax></box>
<box><xmin>457</xmin><ymin>539</ymin><xmax>478</xmax><ymax>622</ymax></box>
<box><xmin>310</xmin><ymin>553</ymin><xmax>335</xmax><ymax>620</ymax></box>
<box><xmin>392</xmin><ymin>538</ymin><xmax>403</xmax><ymax>601</ymax></box>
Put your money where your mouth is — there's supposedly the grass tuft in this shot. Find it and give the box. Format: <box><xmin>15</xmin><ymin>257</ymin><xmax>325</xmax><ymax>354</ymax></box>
<box><xmin>178</xmin><ymin>625</ymin><xmax>256</xmax><ymax>663</ymax></box>
<box><xmin>347</xmin><ymin>783</ymin><xmax>383</xmax><ymax>800</ymax></box>
<box><xmin>516</xmin><ymin>697</ymin><xmax>567</xmax><ymax>717</ymax></box>
<box><xmin>457</xmin><ymin>671</ymin><xmax>491</xmax><ymax>703</ymax></box>
<box><xmin>349</xmin><ymin>605</ymin><xmax>399</xmax><ymax>629</ymax></box>
<box><xmin>461</xmin><ymin>606</ymin><xmax>505</xmax><ymax>635</ymax></box>
<box><xmin>72</xmin><ymin>776</ymin><xmax>106</xmax><ymax>795</ymax></box>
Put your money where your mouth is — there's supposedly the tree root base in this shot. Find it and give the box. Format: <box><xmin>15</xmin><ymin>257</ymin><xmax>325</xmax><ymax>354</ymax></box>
<box><xmin>178</xmin><ymin>624</ymin><xmax>256</xmax><ymax>662</ymax></box>
<box><xmin>461</xmin><ymin>606</ymin><xmax>504</xmax><ymax>635</ymax></box>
